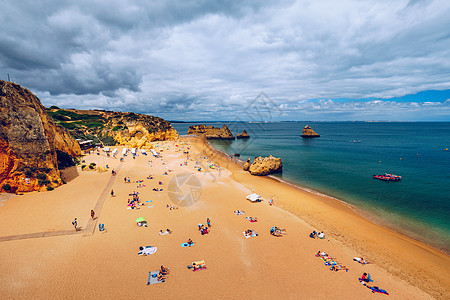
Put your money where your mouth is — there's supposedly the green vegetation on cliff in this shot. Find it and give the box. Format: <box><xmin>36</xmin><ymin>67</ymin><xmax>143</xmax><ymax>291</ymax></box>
<box><xmin>45</xmin><ymin>108</ymin><xmax>177</xmax><ymax>147</ymax></box>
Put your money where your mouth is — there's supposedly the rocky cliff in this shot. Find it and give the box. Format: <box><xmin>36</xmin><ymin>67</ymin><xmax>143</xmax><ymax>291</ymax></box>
<box><xmin>187</xmin><ymin>124</ymin><xmax>234</xmax><ymax>139</ymax></box>
<box><xmin>301</xmin><ymin>125</ymin><xmax>320</xmax><ymax>138</ymax></box>
<box><xmin>236</xmin><ymin>130</ymin><xmax>250</xmax><ymax>139</ymax></box>
<box><xmin>244</xmin><ymin>155</ymin><xmax>283</xmax><ymax>176</ymax></box>
<box><xmin>46</xmin><ymin>109</ymin><xmax>179</xmax><ymax>148</ymax></box>
<box><xmin>0</xmin><ymin>80</ymin><xmax>81</xmax><ymax>193</ymax></box>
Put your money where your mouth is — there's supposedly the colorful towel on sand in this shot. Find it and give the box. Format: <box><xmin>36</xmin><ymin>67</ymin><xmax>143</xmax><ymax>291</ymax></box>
<box><xmin>243</xmin><ymin>231</ymin><xmax>258</xmax><ymax>238</ymax></box>
<box><xmin>368</xmin><ymin>286</ymin><xmax>389</xmax><ymax>295</ymax></box>
<box><xmin>181</xmin><ymin>242</ymin><xmax>195</xmax><ymax>247</ymax></box>
<box><xmin>245</xmin><ymin>217</ymin><xmax>258</xmax><ymax>222</ymax></box>
<box><xmin>147</xmin><ymin>271</ymin><xmax>164</xmax><ymax>285</ymax></box>
<box><xmin>159</xmin><ymin>231</ymin><xmax>170</xmax><ymax>235</ymax></box>
<box><xmin>233</xmin><ymin>211</ymin><xmax>245</xmax><ymax>215</ymax></box>
<box><xmin>138</xmin><ymin>246</ymin><xmax>157</xmax><ymax>255</ymax></box>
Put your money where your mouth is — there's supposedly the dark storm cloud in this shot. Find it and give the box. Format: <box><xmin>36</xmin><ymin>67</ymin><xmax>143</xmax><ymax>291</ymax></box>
<box><xmin>1</xmin><ymin>0</ymin><xmax>449</xmax><ymax>120</ymax></box>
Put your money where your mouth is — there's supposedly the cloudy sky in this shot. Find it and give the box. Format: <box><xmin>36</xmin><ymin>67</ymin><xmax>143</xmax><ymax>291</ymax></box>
<box><xmin>1</xmin><ymin>0</ymin><xmax>450</xmax><ymax>121</ymax></box>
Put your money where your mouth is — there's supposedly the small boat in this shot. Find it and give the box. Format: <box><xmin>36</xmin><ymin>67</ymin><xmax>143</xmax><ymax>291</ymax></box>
<box><xmin>373</xmin><ymin>173</ymin><xmax>402</xmax><ymax>181</ymax></box>
<box><xmin>352</xmin><ymin>140</ymin><xmax>362</xmax><ymax>143</ymax></box>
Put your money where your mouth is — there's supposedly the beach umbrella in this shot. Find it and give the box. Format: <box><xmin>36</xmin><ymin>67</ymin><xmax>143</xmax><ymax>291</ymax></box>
<box><xmin>135</xmin><ymin>217</ymin><xmax>145</xmax><ymax>223</ymax></box>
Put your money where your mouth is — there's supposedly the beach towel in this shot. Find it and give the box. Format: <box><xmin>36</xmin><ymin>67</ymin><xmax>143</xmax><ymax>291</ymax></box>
<box><xmin>368</xmin><ymin>286</ymin><xmax>389</xmax><ymax>295</ymax></box>
<box><xmin>147</xmin><ymin>271</ymin><xmax>164</xmax><ymax>285</ymax></box>
<box><xmin>245</xmin><ymin>217</ymin><xmax>258</xmax><ymax>222</ymax></box>
<box><xmin>188</xmin><ymin>260</ymin><xmax>206</xmax><ymax>271</ymax></box>
<box><xmin>243</xmin><ymin>231</ymin><xmax>258</xmax><ymax>238</ymax></box>
<box><xmin>138</xmin><ymin>246</ymin><xmax>157</xmax><ymax>256</ymax></box>
<box><xmin>159</xmin><ymin>231</ymin><xmax>170</xmax><ymax>235</ymax></box>
<box><xmin>234</xmin><ymin>211</ymin><xmax>245</xmax><ymax>216</ymax></box>
<box><xmin>148</xmin><ymin>205</ymin><xmax>154</xmax><ymax>208</ymax></box>
<box><xmin>181</xmin><ymin>242</ymin><xmax>195</xmax><ymax>247</ymax></box>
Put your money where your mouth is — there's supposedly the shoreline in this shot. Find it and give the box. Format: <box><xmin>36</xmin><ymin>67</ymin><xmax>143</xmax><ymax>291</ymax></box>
<box><xmin>205</xmin><ymin>138</ymin><xmax>449</xmax><ymax>255</ymax></box>
<box><xmin>189</xmin><ymin>136</ymin><xmax>450</xmax><ymax>298</ymax></box>
<box><xmin>1</xmin><ymin>138</ymin><xmax>448</xmax><ymax>299</ymax></box>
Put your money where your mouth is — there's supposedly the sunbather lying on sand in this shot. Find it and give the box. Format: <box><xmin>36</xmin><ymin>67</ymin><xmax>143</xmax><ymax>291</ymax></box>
<box><xmin>330</xmin><ymin>264</ymin><xmax>348</xmax><ymax>272</ymax></box>
<box><xmin>353</xmin><ymin>257</ymin><xmax>369</xmax><ymax>265</ymax></box>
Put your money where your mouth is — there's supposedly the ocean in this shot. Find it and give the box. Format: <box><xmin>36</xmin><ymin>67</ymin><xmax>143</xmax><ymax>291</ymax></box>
<box><xmin>172</xmin><ymin>122</ymin><xmax>450</xmax><ymax>252</ymax></box>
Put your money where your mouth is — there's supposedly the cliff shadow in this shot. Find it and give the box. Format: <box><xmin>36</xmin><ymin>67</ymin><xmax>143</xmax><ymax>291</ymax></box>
<box><xmin>60</xmin><ymin>166</ymin><xmax>79</xmax><ymax>183</ymax></box>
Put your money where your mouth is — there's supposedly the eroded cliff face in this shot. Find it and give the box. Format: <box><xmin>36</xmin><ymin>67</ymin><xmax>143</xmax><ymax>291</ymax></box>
<box><xmin>188</xmin><ymin>124</ymin><xmax>234</xmax><ymax>139</ymax></box>
<box><xmin>109</xmin><ymin>124</ymin><xmax>178</xmax><ymax>148</ymax></box>
<box><xmin>46</xmin><ymin>109</ymin><xmax>179</xmax><ymax>149</ymax></box>
<box><xmin>0</xmin><ymin>80</ymin><xmax>81</xmax><ymax>193</ymax></box>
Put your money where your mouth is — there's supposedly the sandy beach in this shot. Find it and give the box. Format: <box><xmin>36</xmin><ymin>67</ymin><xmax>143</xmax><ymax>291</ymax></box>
<box><xmin>0</xmin><ymin>136</ymin><xmax>449</xmax><ymax>299</ymax></box>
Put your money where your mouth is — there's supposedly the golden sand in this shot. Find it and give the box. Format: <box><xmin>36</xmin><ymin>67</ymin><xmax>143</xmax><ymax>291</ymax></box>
<box><xmin>0</xmin><ymin>137</ymin><xmax>448</xmax><ymax>299</ymax></box>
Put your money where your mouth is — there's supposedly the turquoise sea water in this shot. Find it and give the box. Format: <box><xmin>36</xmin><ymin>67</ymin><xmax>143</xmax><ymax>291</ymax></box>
<box><xmin>172</xmin><ymin>122</ymin><xmax>450</xmax><ymax>252</ymax></box>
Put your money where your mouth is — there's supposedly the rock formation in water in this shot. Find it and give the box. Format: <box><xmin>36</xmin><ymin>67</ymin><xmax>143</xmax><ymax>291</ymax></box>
<box><xmin>243</xmin><ymin>158</ymin><xmax>251</xmax><ymax>171</ymax></box>
<box><xmin>46</xmin><ymin>109</ymin><xmax>179</xmax><ymax>148</ymax></box>
<box><xmin>0</xmin><ymin>80</ymin><xmax>81</xmax><ymax>193</ymax></box>
<box><xmin>301</xmin><ymin>125</ymin><xmax>320</xmax><ymax>138</ymax></box>
<box><xmin>236</xmin><ymin>130</ymin><xmax>250</xmax><ymax>139</ymax></box>
<box><xmin>187</xmin><ymin>124</ymin><xmax>234</xmax><ymax>140</ymax></box>
<box><xmin>245</xmin><ymin>155</ymin><xmax>282</xmax><ymax>176</ymax></box>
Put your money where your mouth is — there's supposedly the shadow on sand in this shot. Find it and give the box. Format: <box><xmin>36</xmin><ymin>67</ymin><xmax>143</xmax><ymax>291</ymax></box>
<box><xmin>60</xmin><ymin>166</ymin><xmax>79</xmax><ymax>183</ymax></box>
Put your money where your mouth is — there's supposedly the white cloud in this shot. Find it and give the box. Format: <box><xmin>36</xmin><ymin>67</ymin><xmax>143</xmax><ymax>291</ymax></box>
<box><xmin>1</xmin><ymin>0</ymin><xmax>450</xmax><ymax>120</ymax></box>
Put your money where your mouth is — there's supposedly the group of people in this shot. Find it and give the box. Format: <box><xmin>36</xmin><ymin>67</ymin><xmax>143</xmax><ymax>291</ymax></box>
<box><xmin>159</xmin><ymin>229</ymin><xmax>172</xmax><ymax>235</ymax></box>
<box><xmin>198</xmin><ymin>219</ymin><xmax>211</xmax><ymax>235</ymax></box>
<box><xmin>166</xmin><ymin>204</ymin><xmax>178</xmax><ymax>211</ymax></box>
<box><xmin>309</xmin><ymin>230</ymin><xmax>325</xmax><ymax>239</ymax></box>
<box><xmin>270</xmin><ymin>226</ymin><xmax>286</xmax><ymax>236</ymax></box>
<box><xmin>316</xmin><ymin>250</ymin><xmax>349</xmax><ymax>272</ymax></box>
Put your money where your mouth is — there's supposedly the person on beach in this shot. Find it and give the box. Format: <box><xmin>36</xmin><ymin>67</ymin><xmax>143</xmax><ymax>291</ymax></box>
<box><xmin>72</xmin><ymin>218</ymin><xmax>79</xmax><ymax>231</ymax></box>
<box><xmin>198</xmin><ymin>223</ymin><xmax>203</xmax><ymax>230</ymax></box>
<box><xmin>160</xmin><ymin>265</ymin><xmax>169</xmax><ymax>275</ymax></box>
<box><xmin>269</xmin><ymin>198</ymin><xmax>273</xmax><ymax>206</ymax></box>
<box><xmin>91</xmin><ymin>210</ymin><xmax>95</xmax><ymax>220</ymax></box>
<box><xmin>361</xmin><ymin>273</ymin><xmax>370</xmax><ymax>283</ymax></box>
<box><xmin>111</xmin><ymin>189</ymin><xmax>114</xmax><ymax>197</ymax></box>
<box><xmin>206</xmin><ymin>218</ymin><xmax>211</xmax><ymax>227</ymax></box>
<box><xmin>187</xmin><ymin>238</ymin><xmax>194</xmax><ymax>246</ymax></box>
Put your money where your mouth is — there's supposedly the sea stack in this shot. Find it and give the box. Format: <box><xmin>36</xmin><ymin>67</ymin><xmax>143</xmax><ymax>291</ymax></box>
<box><xmin>187</xmin><ymin>124</ymin><xmax>234</xmax><ymax>140</ymax></box>
<box><xmin>236</xmin><ymin>130</ymin><xmax>250</xmax><ymax>139</ymax></box>
<box><xmin>301</xmin><ymin>125</ymin><xmax>320</xmax><ymax>138</ymax></box>
<box><xmin>245</xmin><ymin>155</ymin><xmax>283</xmax><ymax>176</ymax></box>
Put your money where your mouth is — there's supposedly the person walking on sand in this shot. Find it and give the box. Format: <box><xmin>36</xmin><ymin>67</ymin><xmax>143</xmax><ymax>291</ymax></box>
<box><xmin>207</xmin><ymin>218</ymin><xmax>211</xmax><ymax>227</ymax></box>
<box><xmin>111</xmin><ymin>189</ymin><xmax>114</xmax><ymax>197</ymax></box>
<box><xmin>72</xmin><ymin>218</ymin><xmax>79</xmax><ymax>231</ymax></box>
<box><xmin>91</xmin><ymin>210</ymin><xmax>95</xmax><ymax>220</ymax></box>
